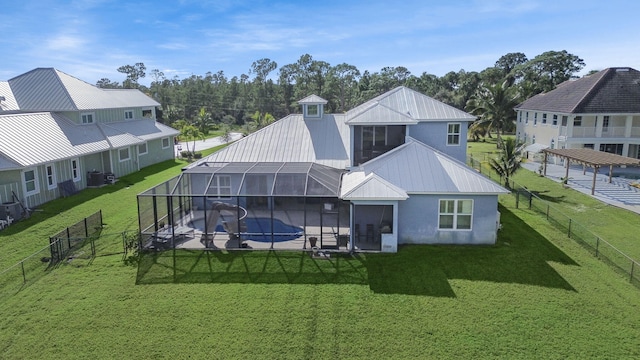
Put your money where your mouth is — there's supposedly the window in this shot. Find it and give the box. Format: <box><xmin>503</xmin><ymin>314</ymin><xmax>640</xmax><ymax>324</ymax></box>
<box><xmin>142</xmin><ymin>109</ymin><xmax>153</xmax><ymax>118</ymax></box>
<box><xmin>532</xmin><ymin>135</ymin><xmax>536</xmax><ymax>144</ymax></box>
<box><xmin>447</xmin><ymin>123</ymin><xmax>461</xmax><ymax>145</ymax></box>
<box><xmin>603</xmin><ymin>116</ymin><xmax>610</xmax><ymax>132</ymax></box>
<box><xmin>138</xmin><ymin>142</ymin><xmax>148</xmax><ymax>155</ymax></box>
<box><xmin>561</xmin><ymin>116</ymin><xmax>568</xmax><ymax>126</ymax></box>
<box><xmin>542</xmin><ymin>113</ymin><xmax>547</xmax><ymax>124</ymax></box>
<box><xmin>124</xmin><ymin>110</ymin><xmax>134</xmax><ymax>120</ymax></box>
<box><xmin>119</xmin><ymin>147</ymin><xmax>130</xmax><ymax>162</ymax></box>
<box><xmin>362</xmin><ymin>126</ymin><xmax>387</xmax><ymax>150</ymax></box>
<box><xmin>552</xmin><ymin>115</ymin><xmax>558</xmax><ymax>126</ymax></box>
<box><xmin>584</xmin><ymin>144</ymin><xmax>594</xmax><ymax>149</ymax></box>
<box><xmin>573</xmin><ymin>116</ymin><xmax>582</xmax><ymax>127</ymax></box>
<box><xmin>81</xmin><ymin>112</ymin><xmax>94</xmax><ymax>124</ymax></box>
<box><xmin>45</xmin><ymin>164</ymin><xmax>57</xmax><ymax>190</ymax></box>
<box><xmin>525</xmin><ymin>112</ymin><xmax>529</xmax><ymax>124</ymax></box>
<box><xmin>439</xmin><ymin>199</ymin><xmax>473</xmax><ymax>230</ymax></box>
<box><xmin>207</xmin><ymin>175</ymin><xmax>231</xmax><ymax>199</ymax></box>
<box><xmin>71</xmin><ymin>158</ymin><xmax>81</xmax><ymax>182</ymax></box>
<box><xmin>162</xmin><ymin>137</ymin><xmax>170</xmax><ymax>149</ymax></box>
<box><xmin>518</xmin><ymin>112</ymin><xmax>521</xmax><ymax>123</ymax></box>
<box><xmin>533</xmin><ymin>113</ymin><xmax>537</xmax><ymax>126</ymax></box>
<box><xmin>23</xmin><ymin>169</ymin><xmax>39</xmax><ymax>196</ymax></box>
<box><xmin>306</xmin><ymin>104</ymin><xmax>319</xmax><ymax>117</ymax></box>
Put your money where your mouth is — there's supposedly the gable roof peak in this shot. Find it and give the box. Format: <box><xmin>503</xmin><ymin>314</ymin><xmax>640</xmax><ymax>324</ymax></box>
<box><xmin>298</xmin><ymin>94</ymin><xmax>328</xmax><ymax>104</ymax></box>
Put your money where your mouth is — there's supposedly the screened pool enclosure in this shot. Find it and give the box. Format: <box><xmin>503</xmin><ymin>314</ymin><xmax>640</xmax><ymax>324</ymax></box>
<box><xmin>137</xmin><ymin>162</ymin><xmax>375</xmax><ymax>252</ymax></box>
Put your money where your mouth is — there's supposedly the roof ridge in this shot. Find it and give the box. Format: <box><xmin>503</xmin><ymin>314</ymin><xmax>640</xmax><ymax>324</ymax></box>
<box><xmin>570</xmin><ymin>68</ymin><xmax>612</xmax><ymax>113</ymax></box>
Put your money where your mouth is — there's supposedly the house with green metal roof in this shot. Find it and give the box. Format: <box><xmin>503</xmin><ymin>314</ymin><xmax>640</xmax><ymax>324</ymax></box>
<box><xmin>515</xmin><ymin>67</ymin><xmax>640</xmax><ymax>158</ymax></box>
<box><xmin>139</xmin><ymin>86</ymin><xmax>508</xmax><ymax>253</ymax></box>
<box><xmin>0</xmin><ymin>68</ymin><xmax>178</xmax><ymax>216</ymax></box>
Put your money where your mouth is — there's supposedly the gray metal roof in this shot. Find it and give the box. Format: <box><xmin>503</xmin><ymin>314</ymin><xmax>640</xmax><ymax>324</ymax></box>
<box><xmin>0</xmin><ymin>112</ymin><xmax>175</xmax><ymax>168</ymax></box>
<box><xmin>192</xmin><ymin>114</ymin><xmax>351</xmax><ymax>169</ymax></box>
<box><xmin>8</xmin><ymin>68</ymin><xmax>159</xmax><ymax>111</ymax></box>
<box><xmin>0</xmin><ymin>82</ymin><xmax>20</xmax><ymax>111</ymax></box>
<box><xmin>340</xmin><ymin>171</ymin><xmax>408</xmax><ymax>200</ymax></box>
<box><xmin>0</xmin><ymin>153</ymin><xmax>22</xmax><ymax>171</ymax></box>
<box><xmin>346</xmin><ymin>86</ymin><xmax>475</xmax><ymax>124</ymax></box>
<box><xmin>298</xmin><ymin>94</ymin><xmax>328</xmax><ymax>104</ymax></box>
<box><xmin>360</xmin><ymin>137</ymin><xmax>509</xmax><ymax>194</ymax></box>
<box><xmin>0</xmin><ymin>112</ymin><xmax>110</xmax><ymax>167</ymax></box>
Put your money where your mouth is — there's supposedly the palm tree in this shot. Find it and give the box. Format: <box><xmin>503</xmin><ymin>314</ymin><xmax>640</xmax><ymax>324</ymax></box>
<box><xmin>194</xmin><ymin>107</ymin><xmax>213</xmax><ymax>136</ymax></box>
<box><xmin>466</xmin><ymin>80</ymin><xmax>520</xmax><ymax>148</ymax></box>
<box><xmin>489</xmin><ymin>137</ymin><xmax>524</xmax><ymax>189</ymax></box>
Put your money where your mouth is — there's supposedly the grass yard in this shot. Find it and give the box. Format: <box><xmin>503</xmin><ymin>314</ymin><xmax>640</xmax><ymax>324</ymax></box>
<box><xmin>468</xmin><ymin>138</ymin><xmax>640</xmax><ymax>261</ymax></box>
<box><xmin>1</xmin><ymin>142</ymin><xmax>640</xmax><ymax>358</ymax></box>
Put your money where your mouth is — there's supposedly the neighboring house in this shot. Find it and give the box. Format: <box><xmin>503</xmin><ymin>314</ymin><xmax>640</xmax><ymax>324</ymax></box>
<box><xmin>515</xmin><ymin>67</ymin><xmax>640</xmax><ymax>158</ymax></box>
<box><xmin>140</xmin><ymin>86</ymin><xmax>508</xmax><ymax>252</ymax></box>
<box><xmin>0</xmin><ymin>68</ymin><xmax>178</xmax><ymax>211</ymax></box>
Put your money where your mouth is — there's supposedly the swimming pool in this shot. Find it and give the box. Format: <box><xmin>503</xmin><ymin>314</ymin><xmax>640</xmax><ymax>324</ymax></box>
<box><xmin>190</xmin><ymin>217</ymin><xmax>304</xmax><ymax>242</ymax></box>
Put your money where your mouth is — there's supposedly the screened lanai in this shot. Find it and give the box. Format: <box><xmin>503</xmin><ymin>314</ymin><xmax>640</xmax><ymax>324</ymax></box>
<box><xmin>137</xmin><ymin>162</ymin><xmax>352</xmax><ymax>252</ymax></box>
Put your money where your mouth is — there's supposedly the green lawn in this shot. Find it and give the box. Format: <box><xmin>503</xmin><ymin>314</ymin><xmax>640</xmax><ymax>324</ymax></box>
<box><xmin>1</xmin><ymin>144</ymin><xmax>640</xmax><ymax>358</ymax></box>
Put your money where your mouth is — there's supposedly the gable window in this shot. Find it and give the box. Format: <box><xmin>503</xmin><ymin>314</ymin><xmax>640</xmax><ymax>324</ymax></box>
<box><xmin>119</xmin><ymin>147</ymin><xmax>130</xmax><ymax>162</ymax></box>
<box><xmin>124</xmin><ymin>110</ymin><xmax>134</xmax><ymax>120</ymax></box>
<box><xmin>573</xmin><ymin>116</ymin><xmax>582</xmax><ymax>127</ymax></box>
<box><xmin>439</xmin><ymin>199</ymin><xmax>473</xmax><ymax>230</ymax></box>
<box><xmin>552</xmin><ymin>115</ymin><xmax>558</xmax><ymax>126</ymax></box>
<box><xmin>306</xmin><ymin>104</ymin><xmax>319</xmax><ymax>117</ymax></box>
<box><xmin>71</xmin><ymin>158</ymin><xmax>81</xmax><ymax>182</ymax></box>
<box><xmin>447</xmin><ymin>123</ymin><xmax>461</xmax><ymax>145</ymax></box>
<box><xmin>162</xmin><ymin>137</ymin><xmax>170</xmax><ymax>149</ymax></box>
<box><xmin>602</xmin><ymin>116</ymin><xmax>610</xmax><ymax>132</ymax></box>
<box><xmin>142</xmin><ymin>109</ymin><xmax>153</xmax><ymax>118</ymax></box>
<box><xmin>138</xmin><ymin>142</ymin><xmax>148</xmax><ymax>155</ymax></box>
<box><xmin>542</xmin><ymin>113</ymin><xmax>547</xmax><ymax>124</ymax></box>
<box><xmin>45</xmin><ymin>164</ymin><xmax>57</xmax><ymax>190</ymax></box>
<box><xmin>81</xmin><ymin>112</ymin><xmax>95</xmax><ymax>124</ymax></box>
<box><xmin>23</xmin><ymin>168</ymin><xmax>40</xmax><ymax>196</ymax></box>
<box><xmin>206</xmin><ymin>175</ymin><xmax>231</xmax><ymax>199</ymax></box>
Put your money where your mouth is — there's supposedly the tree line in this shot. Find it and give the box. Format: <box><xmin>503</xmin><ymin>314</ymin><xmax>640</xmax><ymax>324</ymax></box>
<box><xmin>97</xmin><ymin>50</ymin><xmax>586</xmax><ymax>140</ymax></box>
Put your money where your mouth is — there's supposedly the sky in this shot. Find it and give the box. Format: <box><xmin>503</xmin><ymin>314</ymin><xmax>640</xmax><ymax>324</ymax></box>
<box><xmin>1</xmin><ymin>0</ymin><xmax>639</xmax><ymax>86</ymax></box>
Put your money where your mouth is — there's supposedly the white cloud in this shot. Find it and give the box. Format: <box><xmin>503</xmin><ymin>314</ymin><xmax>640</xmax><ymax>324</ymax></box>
<box><xmin>46</xmin><ymin>35</ymin><xmax>86</xmax><ymax>51</ymax></box>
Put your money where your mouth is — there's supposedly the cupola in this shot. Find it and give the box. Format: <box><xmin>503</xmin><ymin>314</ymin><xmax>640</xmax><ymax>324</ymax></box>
<box><xmin>298</xmin><ymin>94</ymin><xmax>327</xmax><ymax>119</ymax></box>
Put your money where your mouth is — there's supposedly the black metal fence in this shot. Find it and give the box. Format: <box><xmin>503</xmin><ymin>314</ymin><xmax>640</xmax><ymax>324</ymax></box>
<box><xmin>49</xmin><ymin>210</ymin><xmax>103</xmax><ymax>264</ymax></box>
<box><xmin>467</xmin><ymin>156</ymin><xmax>640</xmax><ymax>288</ymax></box>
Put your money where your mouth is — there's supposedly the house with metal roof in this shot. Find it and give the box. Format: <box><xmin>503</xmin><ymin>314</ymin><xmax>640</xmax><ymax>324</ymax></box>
<box><xmin>138</xmin><ymin>86</ymin><xmax>507</xmax><ymax>253</ymax></box>
<box><xmin>0</xmin><ymin>68</ymin><xmax>178</xmax><ymax>213</ymax></box>
<box><xmin>515</xmin><ymin>67</ymin><xmax>640</xmax><ymax>158</ymax></box>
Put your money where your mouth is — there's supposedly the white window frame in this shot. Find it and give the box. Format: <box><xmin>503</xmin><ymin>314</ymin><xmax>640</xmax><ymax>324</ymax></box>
<box><xmin>162</xmin><ymin>137</ymin><xmax>170</xmax><ymax>149</ymax></box>
<box><xmin>542</xmin><ymin>113</ymin><xmax>547</xmax><ymax>125</ymax></box>
<box><xmin>525</xmin><ymin>112</ymin><xmax>529</xmax><ymax>124</ymax></box>
<box><xmin>438</xmin><ymin>199</ymin><xmax>473</xmax><ymax>231</ymax></box>
<box><xmin>142</xmin><ymin>108</ymin><xmax>153</xmax><ymax>118</ymax></box>
<box><xmin>45</xmin><ymin>164</ymin><xmax>57</xmax><ymax>190</ymax></box>
<box><xmin>119</xmin><ymin>147</ymin><xmax>131</xmax><ymax>162</ymax></box>
<box><xmin>138</xmin><ymin>142</ymin><xmax>148</xmax><ymax>155</ymax></box>
<box><xmin>602</xmin><ymin>116</ymin><xmax>610</xmax><ymax>132</ymax></box>
<box><xmin>207</xmin><ymin>175</ymin><xmax>232</xmax><ymax>199</ymax></box>
<box><xmin>81</xmin><ymin>112</ymin><xmax>95</xmax><ymax>124</ymax></box>
<box><xmin>71</xmin><ymin>158</ymin><xmax>81</xmax><ymax>182</ymax></box>
<box><xmin>533</xmin><ymin>113</ymin><xmax>537</xmax><ymax>126</ymax></box>
<box><xmin>574</xmin><ymin>116</ymin><xmax>582</xmax><ymax>127</ymax></box>
<box><xmin>447</xmin><ymin>123</ymin><xmax>461</xmax><ymax>146</ymax></box>
<box><xmin>305</xmin><ymin>104</ymin><xmax>320</xmax><ymax>118</ymax></box>
<box><xmin>23</xmin><ymin>168</ymin><xmax>40</xmax><ymax>196</ymax></box>
<box><xmin>124</xmin><ymin>110</ymin><xmax>134</xmax><ymax>120</ymax></box>
<box><xmin>552</xmin><ymin>114</ymin><xmax>558</xmax><ymax>126</ymax></box>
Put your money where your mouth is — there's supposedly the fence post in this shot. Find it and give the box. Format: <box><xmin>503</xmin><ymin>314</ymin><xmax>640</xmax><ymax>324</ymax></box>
<box><xmin>568</xmin><ymin>219</ymin><xmax>572</xmax><ymax>238</ymax></box>
<box><xmin>84</xmin><ymin>217</ymin><xmax>89</xmax><ymax>238</ymax></box>
<box><xmin>515</xmin><ymin>191</ymin><xmax>519</xmax><ymax>209</ymax></box>
<box><xmin>21</xmin><ymin>261</ymin><xmax>26</xmax><ymax>283</ymax></box>
<box><xmin>631</xmin><ymin>261</ymin><xmax>635</xmax><ymax>283</ymax></box>
<box><xmin>66</xmin><ymin>227</ymin><xmax>71</xmax><ymax>249</ymax></box>
<box><xmin>546</xmin><ymin>205</ymin><xmax>550</xmax><ymax>220</ymax></box>
<box><xmin>528</xmin><ymin>192</ymin><xmax>532</xmax><ymax>209</ymax></box>
<box><xmin>595</xmin><ymin>237</ymin><xmax>599</xmax><ymax>257</ymax></box>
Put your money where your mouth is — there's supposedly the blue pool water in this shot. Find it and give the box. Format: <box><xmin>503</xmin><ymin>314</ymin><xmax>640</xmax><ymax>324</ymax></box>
<box><xmin>192</xmin><ymin>217</ymin><xmax>304</xmax><ymax>242</ymax></box>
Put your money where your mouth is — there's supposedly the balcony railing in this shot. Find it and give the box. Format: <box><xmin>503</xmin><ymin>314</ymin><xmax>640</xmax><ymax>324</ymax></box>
<box><xmin>560</xmin><ymin>126</ymin><xmax>639</xmax><ymax>138</ymax></box>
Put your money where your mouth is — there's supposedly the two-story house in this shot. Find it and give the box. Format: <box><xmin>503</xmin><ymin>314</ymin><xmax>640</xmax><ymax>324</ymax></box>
<box><xmin>138</xmin><ymin>86</ymin><xmax>508</xmax><ymax>253</ymax></box>
<box><xmin>515</xmin><ymin>67</ymin><xmax>640</xmax><ymax>158</ymax></box>
<box><xmin>0</xmin><ymin>68</ymin><xmax>178</xmax><ymax>213</ymax></box>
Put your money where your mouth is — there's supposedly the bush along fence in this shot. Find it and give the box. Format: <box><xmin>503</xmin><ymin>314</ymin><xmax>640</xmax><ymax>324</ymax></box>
<box><xmin>467</xmin><ymin>156</ymin><xmax>640</xmax><ymax>289</ymax></box>
<box><xmin>49</xmin><ymin>210</ymin><xmax>104</xmax><ymax>265</ymax></box>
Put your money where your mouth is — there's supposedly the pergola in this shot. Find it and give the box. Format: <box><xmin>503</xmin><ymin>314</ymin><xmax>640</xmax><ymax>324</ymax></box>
<box><xmin>542</xmin><ymin>148</ymin><xmax>640</xmax><ymax>195</ymax></box>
